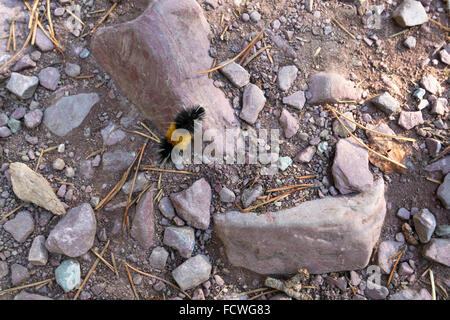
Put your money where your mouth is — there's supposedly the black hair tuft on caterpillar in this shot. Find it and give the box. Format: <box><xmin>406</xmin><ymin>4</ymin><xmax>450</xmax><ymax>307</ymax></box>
<box><xmin>158</xmin><ymin>106</ymin><xmax>205</xmax><ymax>163</ymax></box>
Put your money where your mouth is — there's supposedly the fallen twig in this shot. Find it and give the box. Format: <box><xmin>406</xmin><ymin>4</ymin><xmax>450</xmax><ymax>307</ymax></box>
<box><xmin>74</xmin><ymin>240</ymin><xmax>110</xmax><ymax>300</ymax></box>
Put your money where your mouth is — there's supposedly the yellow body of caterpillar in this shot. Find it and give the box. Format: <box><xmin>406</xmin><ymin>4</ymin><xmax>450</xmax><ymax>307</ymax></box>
<box><xmin>165</xmin><ymin>123</ymin><xmax>192</xmax><ymax>151</ymax></box>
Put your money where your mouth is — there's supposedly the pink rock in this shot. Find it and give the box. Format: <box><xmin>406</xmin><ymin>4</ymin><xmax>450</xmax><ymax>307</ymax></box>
<box><xmin>131</xmin><ymin>186</ymin><xmax>155</xmax><ymax>249</ymax></box>
<box><xmin>214</xmin><ymin>178</ymin><xmax>386</xmax><ymax>275</ymax></box>
<box><xmin>398</xmin><ymin>111</ymin><xmax>424</xmax><ymax>130</ymax></box>
<box><xmin>170</xmin><ymin>178</ymin><xmax>211</xmax><ymax>230</ymax></box>
<box><xmin>307</xmin><ymin>73</ymin><xmax>362</xmax><ymax>104</ymax></box>
<box><xmin>279</xmin><ymin>109</ymin><xmax>299</xmax><ymax>138</ymax></box>
<box><xmin>421</xmin><ymin>74</ymin><xmax>442</xmax><ymax>95</ymax></box>
<box><xmin>332</xmin><ymin>138</ymin><xmax>374</xmax><ymax>195</ymax></box>
<box><xmin>294</xmin><ymin>146</ymin><xmax>316</xmax><ymax>163</ymax></box>
<box><xmin>90</xmin><ymin>0</ymin><xmax>237</xmax><ymax>135</ymax></box>
<box><xmin>422</xmin><ymin>239</ymin><xmax>450</xmax><ymax>267</ymax></box>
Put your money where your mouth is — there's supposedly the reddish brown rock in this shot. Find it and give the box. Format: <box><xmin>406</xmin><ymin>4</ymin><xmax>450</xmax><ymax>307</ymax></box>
<box><xmin>131</xmin><ymin>186</ymin><xmax>155</xmax><ymax>250</ymax></box>
<box><xmin>90</xmin><ymin>0</ymin><xmax>237</xmax><ymax>135</ymax></box>
<box><xmin>422</xmin><ymin>239</ymin><xmax>450</xmax><ymax>267</ymax></box>
<box><xmin>307</xmin><ymin>73</ymin><xmax>363</xmax><ymax>104</ymax></box>
<box><xmin>214</xmin><ymin>178</ymin><xmax>386</xmax><ymax>275</ymax></box>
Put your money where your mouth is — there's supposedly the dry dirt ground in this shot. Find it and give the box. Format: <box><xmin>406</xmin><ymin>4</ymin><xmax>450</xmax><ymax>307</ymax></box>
<box><xmin>0</xmin><ymin>0</ymin><xmax>449</xmax><ymax>300</ymax></box>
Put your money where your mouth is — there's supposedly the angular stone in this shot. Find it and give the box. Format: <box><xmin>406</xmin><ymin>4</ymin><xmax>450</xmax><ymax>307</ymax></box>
<box><xmin>170</xmin><ymin>178</ymin><xmax>211</xmax><ymax>230</ymax></box>
<box><xmin>35</xmin><ymin>28</ymin><xmax>54</xmax><ymax>52</ymax></box>
<box><xmin>64</xmin><ymin>63</ymin><xmax>81</xmax><ymax>77</ymax></box>
<box><xmin>24</xmin><ymin>109</ymin><xmax>43</xmax><ymax>129</ymax></box>
<box><xmin>12</xmin><ymin>54</ymin><xmax>36</xmax><ymax>72</ymax></box>
<box><xmin>398</xmin><ymin>111</ymin><xmax>424</xmax><ymax>130</ymax></box>
<box><xmin>377</xmin><ymin>240</ymin><xmax>404</xmax><ymax>274</ymax></box>
<box><xmin>332</xmin><ymin>138</ymin><xmax>373</xmax><ymax>195</ymax></box>
<box><xmin>131</xmin><ymin>187</ymin><xmax>155</xmax><ymax>249</ymax></box>
<box><xmin>294</xmin><ymin>146</ymin><xmax>316</xmax><ymax>163</ymax></box>
<box><xmin>28</xmin><ymin>235</ymin><xmax>48</xmax><ymax>266</ymax></box>
<box><xmin>278</xmin><ymin>65</ymin><xmax>298</xmax><ymax>91</ymax></box>
<box><xmin>421</xmin><ymin>74</ymin><xmax>442</xmax><ymax>95</ymax></box>
<box><xmin>163</xmin><ymin>226</ymin><xmax>195</xmax><ymax>258</ymax></box>
<box><xmin>439</xmin><ymin>49</ymin><xmax>450</xmax><ymax>65</ymax></box>
<box><xmin>38</xmin><ymin>67</ymin><xmax>60</xmax><ymax>91</ymax></box>
<box><xmin>6</xmin><ymin>73</ymin><xmax>39</xmax><ymax>99</ymax></box>
<box><xmin>14</xmin><ymin>291</ymin><xmax>53</xmax><ymax>300</ymax></box>
<box><xmin>422</xmin><ymin>239</ymin><xmax>450</xmax><ymax>267</ymax></box>
<box><xmin>240</xmin><ymin>83</ymin><xmax>266</xmax><ymax>124</ymax></box>
<box><xmin>0</xmin><ymin>261</ymin><xmax>8</xmax><ymax>279</ymax></box>
<box><xmin>11</xmin><ymin>264</ymin><xmax>30</xmax><ymax>286</ymax></box>
<box><xmin>0</xmin><ymin>126</ymin><xmax>12</xmax><ymax>138</ymax></box>
<box><xmin>80</xmin><ymin>160</ymin><xmax>94</xmax><ymax>179</ymax></box>
<box><xmin>9</xmin><ymin>162</ymin><xmax>65</xmax><ymax>215</ymax></box>
<box><xmin>43</xmin><ymin>93</ymin><xmax>100</xmax><ymax>136</ymax></box>
<box><xmin>3</xmin><ymin>211</ymin><xmax>34</xmax><ymax>243</ymax></box>
<box><xmin>158</xmin><ymin>196</ymin><xmax>176</xmax><ymax>219</ymax></box>
<box><xmin>172</xmin><ymin>255</ymin><xmax>212</xmax><ymax>291</ymax></box>
<box><xmin>219</xmin><ymin>187</ymin><xmax>235</xmax><ymax>203</ymax></box>
<box><xmin>102</xmin><ymin>150</ymin><xmax>136</xmax><ymax>172</ymax></box>
<box><xmin>403</xmin><ymin>36</ymin><xmax>416</xmax><ymax>49</ymax></box>
<box><xmin>399</xmin><ymin>262</ymin><xmax>414</xmax><ymax>275</ymax></box>
<box><xmin>149</xmin><ymin>246</ymin><xmax>169</xmax><ymax>269</ymax></box>
<box><xmin>437</xmin><ymin>174</ymin><xmax>450</xmax><ymax>209</ymax></box>
<box><xmin>214</xmin><ymin>178</ymin><xmax>386</xmax><ymax>274</ymax></box>
<box><xmin>241</xmin><ymin>184</ymin><xmax>264</xmax><ymax>208</ymax></box>
<box><xmin>431</xmin><ymin>98</ymin><xmax>448</xmax><ymax>116</ymax></box>
<box><xmin>219</xmin><ymin>61</ymin><xmax>250</xmax><ymax>88</ymax></box>
<box><xmin>370</xmin><ymin>92</ymin><xmax>400</xmax><ymax>115</ymax></box>
<box><xmin>307</xmin><ymin>73</ymin><xmax>362</xmax><ymax>104</ymax></box>
<box><xmin>365</xmin><ymin>282</ymin><xmax>389</xmax><ymax>300</ymax></box>
<box><xmin>122</xmin><ymin>172</ymin><xmax>151</xmax><ymax>194</ymax></box>
<box><xmin>392</xmin><ymin>0</ymin><xmax>428</xmax><ymax>27</ymax></box>
<box><xmin>389</xmin><ymin>288</ymin><xmax>432</xmax><ymax>300</ymax></box>
<box><xmin>90</xmin><ymin>0</ymin><xmax>237</xmax><ymax>136</ymax></box>
<box><xmin>425</xmin><ymin>138</ymin><xmax>441</xmax><ymax>157</ymax></box>
<box><xmin>396</xmin><ymin>207</ymin><xmax>410</xmax><ymax>220</ymax></box>
<box><xmin>45</xmin><ymin>203</ymin><xmax>97</xmax><ymax>257</ymax></box>
<box><xmin>332</xmin><ymin>111</ymin><xmax>356</xmax><ymax>137</ymax></box>
<box><xmin>101</xmin><ymin>122</ymin><xmax>126</xmax><ymax>146</ymax></box>
<box><xmin>279</xmin><ymin>109</ymin><xmax>299</xmax><ymax>139</ymax></box>
<box><xmin>282</xmin><ymin>91</ymin><xmax>306</xmax><ymax>110</ymax></box>
<box><xmin>55</xmin><ymin>259</ymin><xmax>81</xmax><ymax>292</ymax></box>
<box><xmin>413</xmin><ymin>208</ymin><xmax>436</xmax><ymax>243</ymax></box>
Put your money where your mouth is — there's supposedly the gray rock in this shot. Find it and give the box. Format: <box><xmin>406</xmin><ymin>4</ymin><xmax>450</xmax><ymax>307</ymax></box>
<box><xmin>122</xmin><ymin>172</ymin><xmax>151</xmax><ymax>194</ymax></box>
<box><xmin>219</xmin><ymin>61</ymin><xmax>250</xmax><ymax>88</ymax></box>
<box><xmin>392</xmin><ymin>0</ymin><xmax>428</xmax><ymax>27</ymax></box>
<box><xmin>422</xmin><ymin>239</ymin><xmax>450</xmax><ymax>267</ymax></box>
<box><xmin>377</xmin><ymin>240</ymin><xmax>404</xmax><ymax>274</ymax></box>
<box><xmin>403</xmin><ymin>36</ymin><xmax>416</xmax><ymax>49</ymax></box>
<box><xmin>8</xmin><ymin>118</ymin><xmax>21</xmax><ymax>134</ymax></box>
<box><xmin>332</xmin><ymin>111</ymin><xmax>356</xmax><ymax>137</ymax></box>
<box><xmin>365</xmin><ymin>281</ymin><xmax>389</xmax><ymax>300</ymax></box>
<box><xmin>35</xmin><ymin>28</ymin><xmax>54</xmax><ymax>52</ymax></box>
<box><xmin>158</xmin><ymin>197</ymin><xmax>176</xmax><ymax>219</ymax></box>
<box><xmin>350</xmin><ymin>271</ymin><xmax>361</xmax><ymax>286</ymax></box>
<box><xmin>398</xmin><ymin>262</ymin><xmax>414</xmax><ymax>275</ymax></box>
<box><xmin>240</xmin><ymin>83</ymin><xmax>266</xmax><ymax>124</ymax></box>
<box><xmin>413</xmin><ymin>208</ymin><xmax>436</xmax><ymax>243</ymax></box>
<box><xmin>149</xmin><ymin>246</ymin><xmax>169</xmax><ymax>269</ymax></box>
<box><xmin>28</xmin><ymin>235</ymin><xmax>48</xmax><ymax>266</ymax></box>
<box><xmin>172</xmin><ymin>255</ymin><xmax>212</xmax><ymax>291</ymax></box>
<box><xmin>294</xmin><ymin>146</ymin><xmax>316</xmax><ymax>163</ymax></box>
<box><xmin>11</xmin><ymin>264</ymin><xmax>30</xmax><ymax>286</ymax></box>
<box><xmin>241</xmin><ymin>184</ymin><xmax>264</xmax><ymax>208</ymax></box>
<box><xmin>219</xmin><ymin>187</ymin><xmax>236</xmax><ymax>203</ymax></box>
<box><xmin>65</xmin><ymin>63</ymin><xmax>81</xmax><ymax>77</ymax></box>
<box><xmin>0</xmin><ymin>113</ymin><xmax>8</xmax><ymax>127</ymax></box>
<box><xmin>279</xmin><ymin>109</ymin><xmax>299</xmax><ymax>138</ymax></box>
<box><xmin>3</xmin><ymin>211</ymin><xmax>34</xmax><ymax>243</ymax></box>
<box><xmin>163</xmin><ymin>226</ymin><xmax>195</xmax><ymax>258</ymax></box>
<box><xmin>38</xmin><ymin>67</ymin><xmax>60</xmax><ymax>91</ymax></box>
<box><xmin>12</xmin><ymin>54</ymin><xmax>36</xmax><ymax>72</ymax></box>
<box><xmin>80</xmin><ymin>160</ymin><xmax>94</xmax><ymax>179</ymax></box>
<box><xmin>425</xmin><ymin>156</ymin><xmax>450</xmax><ymax>175</ymax></box>
<box><xmin>431</xmin><ymin>98</ymin><xmax>448</xmax><ymax>116</ymax></box>
<box><xmin>421</xmin><ymin>74</ymin><xmax>442</xmax><ymax>95</ymax></box>
<box><xmin>0</xmin><ymin>261</ymin><xmax>8</xmax><ymax>279</ymax></box>
<box><xmin>101</xmin><ymin>122</ymin><xmax>127</xmax><ymax>146</ymax></box>
<box><xmin>435</xmin><ymin>225</ymin><xmax>450</xmax><ymax>237</ymax></box>
<box><xmin>282</xmin><ymin>91</ymin><xmax>306</xmax><ymax>110</ymax></box>
<box><xmin>396</xmin><ymin>207</ymin><xmax>410</xmax><ymax>220</ymax></box>
<box><xmin>278</xmin><ymin>65</ymin><xmax>298</xmax><ymax>91</ymax></box>
<box><xmin>55</xmin><ymin>259</ymin><xmax>81</xmax><ymax>292</ymax></box>
<box><xmin>170</xmin><ymin>178</ymin><xmax>211</xmax><ymax>230</ymax></box>
<box><xmin>389</xmin><ymin>288</ymin><xmax>431</xmax><ymax>300</ymax></box>
<box><xmin>214</xmin><ymin>178</ymin><xmax>386</xmax><ymax>274</ymax></box>
<box><xmin>437</xmin><ymin>174</ymin><xmax>450</xmax><ymax>209</ymax></box>
<box><xmin>370</xmin><ymin>92</ymin><xmax>400</xmax><ymax>115</ymax></box>
<box><xmin>24</xmin><ymin>109</ymin><xmax>43</xmax><ymax>129</ymax></box>
<box><xmin>6</xmin><ymin>72</ymin><xmax>39</xmax><ymax>99</ymax></box>
<box><xmin>43</xmin><ymin>93</ymin><xmax>100</xmax><ymax>136</ymax></box>
<box><xmin>425</xmin><ymin>138</ymin><xmax>441</xmax><ymax>157</ymax></box>
<box><xmin>14</xmin><ymin>291</ymin><xmax>53</xmax><ymax>300</ymax></box>
<box><xmin>102</xmin><ymin>150</ymin><xmax>136</xmax><ymax>172</ymax></box>
<box><xmin>45</xmin><ymin>203</ymin><xmax>97</xmax><ymax>257</ymax></box>
<box><xmin>332</xmin><ymin>138</ymin><xmax>373</xmax><ymax>195</ymax></box>
<box><xmin>131</xmin><ymin>188</ymin><xmax>155</xmax><ymax>249</ymax></box>
<box><xmin>307</xmin><ymin>73</ymin><xmax>362</xmax><ymax>104</ymax></box>
<box><xmin>0</xmin><ymin>126</ymin><xmax>12</xmax><ymax>138</ymax></box>
<box><xmin>439</xmin><ymin>49</ymin><xmax>450</xmax><ymax>65</ymax></box>
<box><xmin>398</xmin><ymin>111</ymin><xmax>424</xmax><ymax>130</ymax></box>
<box><xmin>249</xmin><ymin>11</ymin><xmax>261</xmax><ymax>22</ymax></box>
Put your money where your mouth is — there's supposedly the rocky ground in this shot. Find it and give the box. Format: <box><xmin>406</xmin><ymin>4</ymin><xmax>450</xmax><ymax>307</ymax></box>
<box><xmin>0</xmin><ymin>0</ymin><xmax>449</xmax><ymax>301</ymax></box>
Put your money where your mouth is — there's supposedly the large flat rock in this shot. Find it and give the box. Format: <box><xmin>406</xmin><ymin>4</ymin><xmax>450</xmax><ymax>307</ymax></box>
<box><xmin>214</xmin><ymin>178</ymin><xmax>386</xmax><ymax>275</ymax></box>
<box><xmin>90</xmin><ymin>0</ymin><xmax>237</xmax><ymax>135</ymax></box>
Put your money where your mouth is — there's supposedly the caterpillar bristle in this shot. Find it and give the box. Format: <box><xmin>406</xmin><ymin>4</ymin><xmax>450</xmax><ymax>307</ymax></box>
<box><xmin>158</xmin><ymin>137</ymin><xmax>174</xmax><ymax>162</ymax></box>
<box><xmin>174</xmin><ymin>106</ymin><xmax>205</xmax><ymax>133</ymax></box>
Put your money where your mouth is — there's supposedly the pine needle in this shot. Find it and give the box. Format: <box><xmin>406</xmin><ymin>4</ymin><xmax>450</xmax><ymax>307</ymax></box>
<box><xmin>125</xmin><ymin>265</ymin><xmax>139</xmax><ymax>300</ymax></box>
<box><xmin>0</xmin><ymin>278</ymin><xmax>53</xmax><ymax>297</ymax></box>
<box><xmin>65</xmin><ymin>8</ymin><xmax>85</xmax><ymax>26</ymax></box>
<box><xmin>1</xmin><ymin>203</ymin><xmax>25</xmax><ymax>221</ymax></box>
<box><xmin>141</xmin><ymin>167</ymin><xmax>197</xmax><ymax>175</ymax></box>
<box><xmin>330</xmin><ymin>16</ymin><xmax>356</xmax><ymax>40</ymax></box>
<box><xmin>90</xmin><ymin>248</ymin><xmax>115</xmax><ymax>274</ymax></box>
<box><xmin>90</xmin><ymin>2</ymin><xmax>118</xmax><ymax>35</ymax></box>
